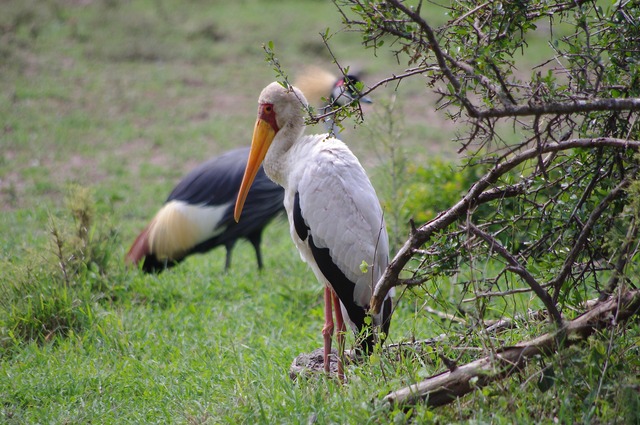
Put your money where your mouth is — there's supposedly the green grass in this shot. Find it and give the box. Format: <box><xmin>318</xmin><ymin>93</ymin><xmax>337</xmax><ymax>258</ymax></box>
<box><xmin>1</xmin><ymin>0</ymin><xmax>639</xmax><ymax>423</ymax></box>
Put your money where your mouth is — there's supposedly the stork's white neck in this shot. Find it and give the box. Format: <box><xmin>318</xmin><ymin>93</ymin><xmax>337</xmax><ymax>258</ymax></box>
<box><xmin>263</xmin><ymin>111</ymin><xmax>306</xmax><ymax>186</ymax></box>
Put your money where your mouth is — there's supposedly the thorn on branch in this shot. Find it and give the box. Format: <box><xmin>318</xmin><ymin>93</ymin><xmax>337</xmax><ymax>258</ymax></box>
<box><xmin>439</xmin><ymin>353</ymin><xmax>458</xmax><ymax>372</ymax></box>
<box><xmin>409</xmin><ymin>218</ymin><xmax>418</xmax><ymax>235</ymax></box>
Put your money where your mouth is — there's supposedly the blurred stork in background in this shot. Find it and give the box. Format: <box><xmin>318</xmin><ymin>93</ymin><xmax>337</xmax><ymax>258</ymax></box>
<box><xmin>126</xmin><ymin>147</ymin><xmax>282</xmax><ymax>273</ymax></box>
<box><xmin>295</xmin><ymin>66</ymin><xmax>372</xmax><ymax>136</ymax></box>
<box><xmin>126</xmin><ymin>67</ymin><xmax>372</xmax><ymax>273</ymax></box>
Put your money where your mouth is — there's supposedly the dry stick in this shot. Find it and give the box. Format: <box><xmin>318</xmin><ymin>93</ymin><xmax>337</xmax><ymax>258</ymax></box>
<box><xmin>466</xmin><ymin>223</ymin><xmax>563</xmax><ymax>327</ymax></box>
<box><xmin>427</xmin><ymin>306</ymin><xmax>548</xmax><ymax>334</ymax></box>
<box><xmin>370</xmin><ymin>137</ymin><xmax>640</xmax><ymax>314</ymax></box>
<box><xmin>483</xmin><ymin>310</ymin><xmax>548</xmax><ymax>335</ymax></box>
<box><xmin>463</xmin><ymin>283</ymin><xmax>554</xmax><ymax>303</ymax></box>
<box><xmin>424</xmin><ymin>306</ymin><xmax>468</xmax><ymax>325</ymax></box>
<box><xmin>382</xmin><ymin>290</ymin><xmax>640</xmax><ymax>408</ymax></box>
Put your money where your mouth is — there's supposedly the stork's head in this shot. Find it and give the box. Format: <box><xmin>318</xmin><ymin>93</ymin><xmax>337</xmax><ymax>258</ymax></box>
<box><xmin>330</xmin><ymin>75</ymin><xmax>372</xmax><ymax>107</ymax></box>
<box><xmin>234</xmin><ymin>82</ymin><xmax>307</xmax><ymax>222</ymax></box>
<box><xmin>258</xmin><ymin>82</ymin><xmax>308</xmax><ymax>129</ymax></box>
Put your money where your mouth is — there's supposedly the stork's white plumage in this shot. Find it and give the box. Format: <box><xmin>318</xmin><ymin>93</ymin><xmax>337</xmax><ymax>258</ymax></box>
<box><xmin>234</xmin><ymin>82</ymin><xmax>393</xmax><ymax>378</ymax></box>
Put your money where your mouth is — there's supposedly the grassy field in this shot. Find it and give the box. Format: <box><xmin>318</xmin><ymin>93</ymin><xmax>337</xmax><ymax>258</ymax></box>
<box><xmin>1</xmin><ymin>0</ymin><xmax>639</xmax><ymax>423</ymax></box>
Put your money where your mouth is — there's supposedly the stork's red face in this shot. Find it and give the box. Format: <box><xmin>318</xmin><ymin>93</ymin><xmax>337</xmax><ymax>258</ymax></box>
<box><xmin>234</xmin><ymin>103</ymin><xmax>279</xmax><ymax>222</ymax></box>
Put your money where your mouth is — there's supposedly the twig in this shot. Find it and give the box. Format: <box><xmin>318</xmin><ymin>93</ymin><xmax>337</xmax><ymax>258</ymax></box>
<box><xmin>442</xmin><ymin>2</ymin><xmax>492</xmax><ymax>29</ymax></box>
<box><xmin>466</xmin><ymin>223</ymin><xmax>563</xmax><ymax>327</ymax></box>
<box><xmin>599</xmin><ymin>217</ymin><xmax>639</xmax><ymax>300</ymax></box>
<box><xmin>311</xmin><ymin>67</ymin><xmax>436</xmax><ymax>123</ymax></box>
<box><xmin>483</xmin><ymin>310</ymin><xmax>548</xmax><ymax>334</ymax></box>
<box><xmin>551</xmin><ymin>178</ymin><xmax>631</xmax><ymax>302</ymax></box>
<box><xmin>424</xmin><ymin>306</ymin><xmax>467</xmax><ymax>325</ymax></box>
<box><xmin>384</xmin><ymin>335</ymin><xmax>448</xmax><ymax>351</ymax></box>
<box><xmin>385</xmin><ymin>0</ymin><xmax>479</xmax><ymax>115</ymax></box>
<box><xmin>525</xmin><ymin>0</ymin><xmax>592</xmax><ymax>19</ymax></box>
<box><xmin>462</xmin><ymin>283</ymin><xmax>554</xmax><ymax>303</ymax></box>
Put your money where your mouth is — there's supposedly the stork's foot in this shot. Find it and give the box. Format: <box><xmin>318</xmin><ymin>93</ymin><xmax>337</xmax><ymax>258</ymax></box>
<box><xmin>289</xmin><ymin>347</ymin><xmax>357</xmax><ymax>381</ymax></box>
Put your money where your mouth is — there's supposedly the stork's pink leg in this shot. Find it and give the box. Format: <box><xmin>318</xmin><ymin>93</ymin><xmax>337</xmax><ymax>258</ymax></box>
<box><xmin>321</xmin><ymin>285</ymin><xmax>334</xmax><ymax>373</ymax></box>
<box><xmin>332</xmin><ymin>290</ymin><xmax>346</xmax><ymax>382</ymax></box>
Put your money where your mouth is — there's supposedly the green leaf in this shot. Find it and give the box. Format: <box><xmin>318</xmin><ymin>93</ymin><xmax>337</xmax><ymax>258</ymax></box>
<box><xmin>360</xmin><ymin>260</ymin><xmax>369</xmax><ymax>273</ymax></box>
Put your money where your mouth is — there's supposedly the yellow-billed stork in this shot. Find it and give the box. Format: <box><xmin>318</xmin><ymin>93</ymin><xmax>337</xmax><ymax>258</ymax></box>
<box><xmin>234</xmin><ymin>82</ymin><xmax>392</xmax><ymax>378</ymax></box>
<box><xmin>126</xmin><ymin>71</ymin><xmax>372</xmax><ymax>273</ymax></box>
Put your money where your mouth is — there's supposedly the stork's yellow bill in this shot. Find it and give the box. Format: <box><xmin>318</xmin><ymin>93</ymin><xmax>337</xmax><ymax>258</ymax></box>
<box><xmin>234</xmin><ymin>106</ymin><xmax>278</xmax><ymax>222</ymax></box>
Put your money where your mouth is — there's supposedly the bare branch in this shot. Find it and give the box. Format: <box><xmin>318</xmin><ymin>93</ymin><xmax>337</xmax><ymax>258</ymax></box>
<box><xmin>424</xmin><ymin>306</ymin><xmax>468</xmax><ymax>325</ymax></box>
<box><xmin>470</xmin><ymin>97</ymin><xmax>640</xmax><ymax>119</ymax></box>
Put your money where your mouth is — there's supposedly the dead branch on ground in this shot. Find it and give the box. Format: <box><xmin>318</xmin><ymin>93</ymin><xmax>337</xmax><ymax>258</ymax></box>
<box><xmin>382</xmin><ymin>290</ymin><xmax>640</xmax><ymax>408</ymax></box>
